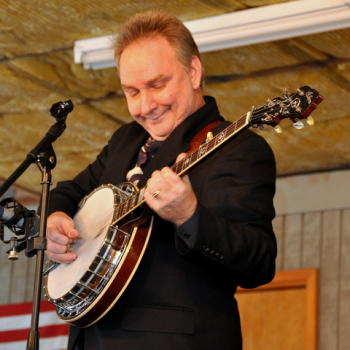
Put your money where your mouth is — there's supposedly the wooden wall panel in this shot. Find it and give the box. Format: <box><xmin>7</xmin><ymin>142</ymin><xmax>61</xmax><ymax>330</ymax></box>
<box><xmin>24</xmin><ymin>258</ymin><xmax>36</xmax><ymax>301</ymax></box>
<box><xmin>302</xmin><ymin>212</ymin><xmax>321</xmax><ymax>268</ymax></box>
<box><xmin>283</xmin><ymin>213</ymin><xmax>303</xmax><ymax>270</ymax></box>
<box><xmin>0</xmin><ymin>235</ymin><xmax>36</xmax><ymax>304</ymax></box>
<box><xmin>9</xmin><ymin>254</ymin><xmax>30</xmax><ymax>303</ymax></box>
<box><xmin>272</xmin><ymin>215</ymin><xmax>284</xmax><ymax>270</ymax></box>
<box><xmin>339</xmin><ymin>209</ymin><xmax>350</xmax><ymax>350</ymax></box>
<box><xmin>0</xmin><ymin>242</ymin><xmax>11</xmax><ymax>304</ymax></box>
<box><xmin>319</xmin><ymin>210</ymin><xmax>341</xmax><ymax>350</ymax></box>
<box><xmin>273</xmin><ymin>208</ymin><xmax>350</xmax><ymax>350</ymax></box>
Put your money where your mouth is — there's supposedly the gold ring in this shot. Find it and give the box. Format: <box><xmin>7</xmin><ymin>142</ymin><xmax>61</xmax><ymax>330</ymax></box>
<box><xmin>152</xmin><ymin>190</ymin><xmax>161</xmax><ymax>199</ymax></box>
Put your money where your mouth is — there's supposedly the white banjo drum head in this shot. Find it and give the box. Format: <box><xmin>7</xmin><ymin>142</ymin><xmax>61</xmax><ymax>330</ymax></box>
<box><xmin>47</xmin><ymin>186</ymin><xmax>115</xmax><ymax>299</ymax></box>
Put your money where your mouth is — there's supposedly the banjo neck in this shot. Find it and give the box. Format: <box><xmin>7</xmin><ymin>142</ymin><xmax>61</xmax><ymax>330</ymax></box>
<box><xmin>112</xmin><ymin>114</ymin><xmax>250</xmax><ymax>225</ymax></box>
<box><xmin>112</xmin><ymin>85</ymin><xmax>322</xmax><ymax>226</ymax></box>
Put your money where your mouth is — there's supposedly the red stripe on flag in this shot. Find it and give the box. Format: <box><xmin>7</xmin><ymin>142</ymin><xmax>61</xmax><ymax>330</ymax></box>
<box><xmin>0</xmin><ymin>324</ymin><xmax>69</xmax><ymax>343</ymax></box>
<box><xmin>0</xmin><ymin>301</ymin><xmax>55</xmax><ymax>316</ymax></box>
<box><xmin>41</xmin><ymin>324</ymin><xmax>69</xmax><ymax>338</ymax></box>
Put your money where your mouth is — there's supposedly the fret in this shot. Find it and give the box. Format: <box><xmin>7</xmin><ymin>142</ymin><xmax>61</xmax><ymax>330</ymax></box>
<box><xmin>232</xmin><ymin>119</ymin><xmax>241</xmax><ymax>131</ymax></box>
<box><xmin>198</xmin><ymin>142</ymin><xmax>208</xmax><ymax>157</ymax></box>
<box><xmin>191</xmin><ymin>148</ymin><xmax>200</xmax><ymax>165</ymax></box>
<box><xmin>173</xmin><ymin>153</ymin><xmax>191</xmax><ymax>175</ymax></box>
<box><xmin>175</xmin><ymin>158</ymin><xmax>184</xmax><ymax>175</ymax></box>
<box><xmin>236</xmin><ymin>116</ymin><xmax>246</xmax><ymax>129</ymax></box>
<box><xmin>207</xmin><ymin>137</ymin><xmax>215</xmax><ymax>148</ymax></box>
<box><xmin>183</xmin><ymin>153</ymin><xmax>192</xmax><ymax>169</ymax></box>
<box><xmin>172</xmin><ymin>159</ymin><xmax>181</xmax><ymax>175</ymax></box>
<box><xmin>215</xmin><ymin>129</ymin><xmax>227</xmax><ymax>145</ymax></box>
<box><xmin>178</xmin><ymin>159</ymin><xmax>185</xmax><ymax>174</ymax></box>
<box><xmin>230</xmin><ymin>121</ymin><xmax>238</xmax><ymax>132</ymax></box>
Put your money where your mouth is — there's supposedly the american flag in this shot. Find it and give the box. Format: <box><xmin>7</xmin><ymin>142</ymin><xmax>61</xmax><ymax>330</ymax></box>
<box><xmin>0</xmin><ymin>301</ymin><xmax>69</xmax><ymax>350</ymax></box>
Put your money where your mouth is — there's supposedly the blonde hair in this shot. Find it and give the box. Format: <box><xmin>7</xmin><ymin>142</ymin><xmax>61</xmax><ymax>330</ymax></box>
<box><xmin>115</xmin><ymin>10</ymin><xmax>204</xmax><ymax>83</ymax></box>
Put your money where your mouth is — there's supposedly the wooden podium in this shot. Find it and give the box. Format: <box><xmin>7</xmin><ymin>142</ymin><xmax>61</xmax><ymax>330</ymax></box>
<box><xmin>236</xmin><ymin>269</ymin><xmax>318</xmax><ymax>350</ymax></box>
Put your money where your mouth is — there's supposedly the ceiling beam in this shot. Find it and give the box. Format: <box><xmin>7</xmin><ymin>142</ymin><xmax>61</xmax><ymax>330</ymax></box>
<box><xmin>74</xmin><ymin>0</ymin><xmax>350</xmax><ymax>69</ymax></box>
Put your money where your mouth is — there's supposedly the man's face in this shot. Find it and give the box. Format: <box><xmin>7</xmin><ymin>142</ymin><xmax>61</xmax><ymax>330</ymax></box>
<box><xmin>119</xmin><ymin>35</ymin><xmax>204</xmax><ymax>141</ymax></box>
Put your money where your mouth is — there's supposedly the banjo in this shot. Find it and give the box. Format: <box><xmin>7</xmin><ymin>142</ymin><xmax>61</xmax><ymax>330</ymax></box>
<box><xmin>45</xmin><ymin>86</ymin><xmax>322</xmax><ymax>327</ymax></box>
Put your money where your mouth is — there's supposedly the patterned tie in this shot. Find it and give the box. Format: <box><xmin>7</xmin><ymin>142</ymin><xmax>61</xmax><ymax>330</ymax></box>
<box><xmin>126</xmin><ymin>137</ymin><xmax>155</xmax><ymax>185</ymax></box>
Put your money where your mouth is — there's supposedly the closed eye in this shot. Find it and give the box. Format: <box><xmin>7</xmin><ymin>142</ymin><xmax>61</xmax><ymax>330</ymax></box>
<box><xmin>123</xmin><ymin>87</ymin><xmax>139</xmax><ymax>97</ymax></box>
<box><xmin>149</xmin><ymin>76</ymin><xmax>170</xmax><ymax>90</ymax></box>
<box><xmin>152</xmin><ymin>82</ymin><xmax>164</xmax><ymax>89</ymax></box>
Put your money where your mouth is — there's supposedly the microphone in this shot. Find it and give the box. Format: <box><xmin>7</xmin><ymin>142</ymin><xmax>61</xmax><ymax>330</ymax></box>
<box><xmin>0</xmin><ymin>198</ymin><xmax>39</xmax><ymax>236</ymax></box>
<box><xmin>50</xmin><ymin>100</ymin><xmax>73</xmax><ymax>121</ymax></box>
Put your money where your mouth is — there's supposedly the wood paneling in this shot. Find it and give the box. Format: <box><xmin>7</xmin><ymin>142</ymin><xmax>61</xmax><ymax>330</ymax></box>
<box><xmin>339</xmin><ymin>209</ymin><xmax>350</xmax><ymax>350</ymax></box>
<box><xmin>273</xmin><ymin>208</ymin><xmax>350</xmax><ymax>350</ymax></box>
<box><xmin>272</xmin><ymin>215</ymin><xmax>284</xmax><ymax>270</ymax></box>
<box><xmin>302</xmin><ymin>212</ymin><xmax>321</xmax><ymax>267</ymax></box>
<box><xmin>0</xmin><ymin>242</ymin><xmax>12</xmax><ymax>304</ymax></box>
<box><xmin>320</xmin><ymin>210</ymin><xmax>341</xmax><ymax>350</ymax></box>
<box><xmin>283</xmin><ymin>213</ymin><xmax>303</xmax><ymax>269</ymax></box>
<box><xmin>1</xmin><ymin>206</ymin><xmax>350</xmax><ymax>349</ymax></box>
<box><xmin>0</xmin><ymin>241</ymin><xmax>36</xmax><ymax>304</ymax></box>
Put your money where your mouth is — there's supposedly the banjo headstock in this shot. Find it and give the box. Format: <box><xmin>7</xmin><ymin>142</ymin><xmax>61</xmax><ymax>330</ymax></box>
<box><xmin>249</xmin><ymin>86</ymin><xmax>323</xmax><ymax>132</ymax></box>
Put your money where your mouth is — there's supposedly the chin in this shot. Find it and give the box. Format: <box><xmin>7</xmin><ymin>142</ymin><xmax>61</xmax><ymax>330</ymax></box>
<box><xmin>150</xmin><ymin>133</ymin><xmax>168</xmax><ymax>141</ymax></box>
<box><xmin>147</xmin><ymin>124</ymin><xmax>174</xmax><ymax>141</ymax></box>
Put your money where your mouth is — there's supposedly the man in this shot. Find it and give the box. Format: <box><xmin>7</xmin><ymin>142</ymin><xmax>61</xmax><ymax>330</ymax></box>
<box><xmin>46</xmin><ymin>10</ymin><xmax>277</xmax><ymax>350</ymax></box>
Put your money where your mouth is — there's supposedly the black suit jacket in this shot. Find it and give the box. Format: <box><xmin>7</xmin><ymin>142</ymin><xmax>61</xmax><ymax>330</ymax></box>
<box><xmin>48</xmin><ymin>97</ymin><xmax>277</xmax><ymax>350</ymax></box>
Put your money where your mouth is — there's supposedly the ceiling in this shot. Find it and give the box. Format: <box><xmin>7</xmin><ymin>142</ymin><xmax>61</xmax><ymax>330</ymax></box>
<box><xmin>0</xmin><ymin>0</ymin><xmax>349</xmax><ymax>198</ymax></box>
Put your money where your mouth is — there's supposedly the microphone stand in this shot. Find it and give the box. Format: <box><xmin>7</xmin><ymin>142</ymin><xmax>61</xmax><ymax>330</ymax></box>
<box><xmin>26</xmin><ymin>147</ymin><xmax>55</xmax><ymax>350</ymax></box>
<box><xmin>0</xmin><ymin>100</ymin><xmax>73</xmax><ymax>350</ymax></box>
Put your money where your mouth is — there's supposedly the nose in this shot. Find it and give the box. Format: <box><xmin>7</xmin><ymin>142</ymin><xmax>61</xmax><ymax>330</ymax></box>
<box><xmin>140</xmin><ymin>90</ymin><xmax>157</xmax><ymax>116</ymax></box>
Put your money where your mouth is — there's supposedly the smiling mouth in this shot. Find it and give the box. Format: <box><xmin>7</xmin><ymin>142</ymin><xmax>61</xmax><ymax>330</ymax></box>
<box><xmin>142</xmin><ymin>107</ymin><xmax>171</xmax><ymax>122</ymax></box>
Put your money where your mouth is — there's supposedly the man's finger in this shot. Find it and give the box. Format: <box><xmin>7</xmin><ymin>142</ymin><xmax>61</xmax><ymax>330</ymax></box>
<box><xmin>46</xmin><ymin>251</ymin><xmax>77</xmax><ymax>264</ymax></box>
<box><xmin>175</xmin><ymin>152</ymin><xmax>187</xmax><ymax>163</ymax></box>
<box><xmin>46</xmin><ymin>240</ymin><xmax>69</xmax><ymax>255</ymax></box>
<box><xmin>60</xmin><ymin>219</ymin><xmax>79</xmax><ymax>238</ymax></box>
<box><xmin>47</xmin><ymin>229</ymin><xmax>71</xmax><ymax>245</ymax></box>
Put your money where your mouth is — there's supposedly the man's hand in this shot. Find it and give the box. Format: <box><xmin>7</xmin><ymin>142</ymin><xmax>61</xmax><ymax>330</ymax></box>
<box><xmin>46</xmin><ymin>211</ymin><xmax>79</xmax><ymax>264</ymax></box>
<box><xmin>144</xmin><ymin>154</ymin><xmax>197</xmax><ymax>225</ymax></box>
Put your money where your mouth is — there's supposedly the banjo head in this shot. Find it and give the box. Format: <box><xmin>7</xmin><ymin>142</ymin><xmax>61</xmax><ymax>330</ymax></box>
<box><xmin>47</xmin><ymin>185</ymin><xmax>116</xmax><ymax>299</ymax></box>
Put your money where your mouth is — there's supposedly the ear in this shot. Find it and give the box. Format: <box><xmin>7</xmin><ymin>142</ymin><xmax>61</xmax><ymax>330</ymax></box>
<box><xmin>189</xmin><ymin>55</ymin><xmax>203</xmax><ymax>90</ymax></box>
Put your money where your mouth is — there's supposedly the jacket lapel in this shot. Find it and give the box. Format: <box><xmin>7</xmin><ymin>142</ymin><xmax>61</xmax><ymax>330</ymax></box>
<box><xmin>101</xmin><ymin>122</ymin><xmax>148</xmax><ymax>186</ymax></box>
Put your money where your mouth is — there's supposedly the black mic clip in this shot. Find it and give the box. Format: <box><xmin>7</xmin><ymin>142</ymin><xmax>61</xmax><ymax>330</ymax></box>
<box><xmin>0</xmin><ymin>198</ymin><xmax>39</xmax><ymax>260</ymax></box>
<box><xmin>0</xmin><ymin>198</ymin><xmax>36</xmax><ymax>236</ymax></box>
